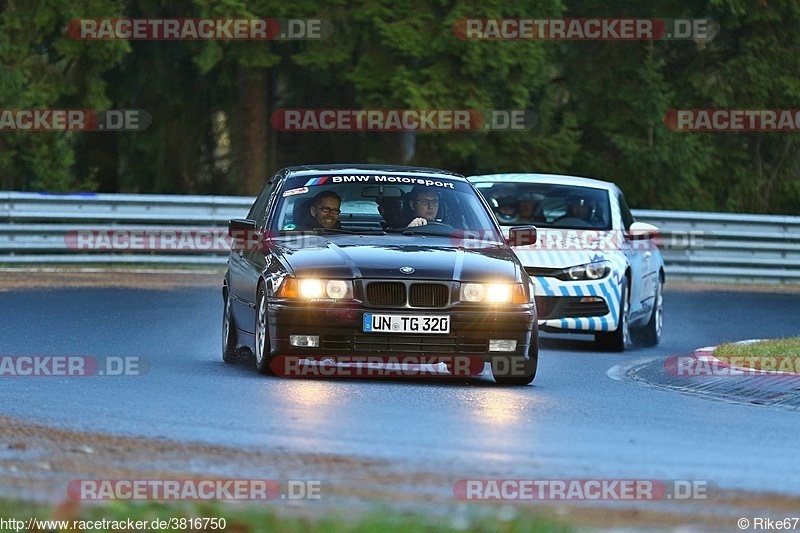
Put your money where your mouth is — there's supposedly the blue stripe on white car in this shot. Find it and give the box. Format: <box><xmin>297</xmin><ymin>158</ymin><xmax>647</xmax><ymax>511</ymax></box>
<box><xmin>469</xmin><ymin>172</ymin><xmax>662</xmax><ymax>335</ymax></box>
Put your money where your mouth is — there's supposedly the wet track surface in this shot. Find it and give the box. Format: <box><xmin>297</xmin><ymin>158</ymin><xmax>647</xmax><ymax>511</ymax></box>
<box><xmin>1</xmin><ymin>284</ymin><xmax>799</xmax><ymax>495</ymax></box>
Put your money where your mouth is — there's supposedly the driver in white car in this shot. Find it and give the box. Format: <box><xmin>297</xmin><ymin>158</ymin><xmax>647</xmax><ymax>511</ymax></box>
<box><xmin>562</xmin><ymin>193</ymin><xmax>595</xmax><ymax>222</ymax></box>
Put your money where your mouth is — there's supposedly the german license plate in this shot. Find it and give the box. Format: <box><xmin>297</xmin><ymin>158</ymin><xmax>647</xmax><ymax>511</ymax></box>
<box><xmin>363</xmin><ymin>314</ymin><xmax>450</xmax><ymax>334</ymax></box>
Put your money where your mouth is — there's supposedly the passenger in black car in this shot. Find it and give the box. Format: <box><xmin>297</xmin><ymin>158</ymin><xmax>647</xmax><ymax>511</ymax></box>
<box><xmin>376</xmin><ymin>196</ymin><xmax>406</xmax><ymax>230</ymax></box>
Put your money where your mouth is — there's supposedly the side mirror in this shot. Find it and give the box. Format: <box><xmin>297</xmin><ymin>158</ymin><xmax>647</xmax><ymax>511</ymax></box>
<box><xmin>507</xmin><ymin>226</ymin><xmax>538</xmax><ymax>247</ymax></box>
<box><xmin>628</xmin><ymin>221</ymin><xmax>659</xmax><ymax>240</ymax></box>
<box><xmin>228</xmin><ymin>218</ymin><xmax>256</xmax><ymax>239</ymax></box>
<box><xmin>228</xmin><ymin>219</ymin><xmax>257</xmax><ymax>239</ymax></box>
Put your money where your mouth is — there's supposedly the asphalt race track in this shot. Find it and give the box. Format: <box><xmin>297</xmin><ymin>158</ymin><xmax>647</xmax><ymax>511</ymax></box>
<box><xmin>1</xmin><ymin>281</ymin><xmax>799</xmax><ymax>499</ymax></box>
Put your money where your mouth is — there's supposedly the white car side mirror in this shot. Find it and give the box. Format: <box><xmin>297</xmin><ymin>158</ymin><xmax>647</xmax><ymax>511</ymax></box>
<box><xmin>628</xmin><ymin>221</ymin><xmax>659</xmax><ymax>240</ymax></box>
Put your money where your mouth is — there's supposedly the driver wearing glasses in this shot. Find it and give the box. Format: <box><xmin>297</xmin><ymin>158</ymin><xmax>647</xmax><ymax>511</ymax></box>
<box><xmin>406</xmin><ymin>186</ymin><xmax>440</xmax><ymax>227</ymax></box>
<box><xmin>305</xmin><ymin>190</ymin><xmax>342</xmax><ymax>229</ymax></box>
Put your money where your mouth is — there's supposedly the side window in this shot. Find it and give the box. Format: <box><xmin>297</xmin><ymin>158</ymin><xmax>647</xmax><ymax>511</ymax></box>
<box><xmin>247</xmin><ymin>175</ymin><xmax>280</xmax><ymax>230</ymax></box>
<box><xmin>247</xmin><ymin>190</ymin><xmax>269</xmax><ymax>222</ymax></box>
<box><xmin>619</xmin><ymin>194</ymin><xmax>635</xmax><ymax>230</ymax></box>
<box><xmin>256</xmin><ymin>179</ymin><xmax>280</xmax><ymax>229</ymax></box>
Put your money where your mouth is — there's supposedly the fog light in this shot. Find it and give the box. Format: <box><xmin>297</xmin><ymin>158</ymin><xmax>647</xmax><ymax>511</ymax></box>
<box><xmin>290</xmin><ymin>335</ymin><xmax>319</xmax><ymax>347</ymax></box>
<box><xmin>489</xmin><ymin>339</ymin><xmax>517</xmax><ymax>352</ymax></box>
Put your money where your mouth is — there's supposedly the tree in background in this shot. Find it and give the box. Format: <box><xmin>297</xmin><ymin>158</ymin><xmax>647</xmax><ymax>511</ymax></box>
<box><xmin>321</xmin><ymin>0</ymin><xmax>578</xmax><ymax>176</ymax></box>
<box><xmin>557</xmin><ymin>0</ymin><xmax>719</xmax><ymax>210</ymax></box>
<box><xmin>560</xmin><ymin>0</ymin><xmax>800</xmax><ymax>213</ymax></box>
<box><xmin>1</xmin><ymin>0</ymin><xmax>798</xmax><ymax>214</ymax></box>
<box><xmin>697</xmin><ymin>0</ymin><xmax>800</xmax><ymax>214</ymax></box>
<box><xmin>0</xmin><ymin>0</ymin><xmax>128</xmax><ymax>191</ymax></box>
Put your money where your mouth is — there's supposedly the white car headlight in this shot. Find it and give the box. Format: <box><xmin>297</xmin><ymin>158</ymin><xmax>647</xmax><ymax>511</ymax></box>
<box><xmin>563</xmin><ymin>261</ymin><xmax>611</xmax><ymax>281</ymax></box>
<box><xmin>585</xmin><ymin>261</ymin><xmax>610</xmax><ymax>280</ymax></box>
<box><xmin>567</xmin><ymin>266</ymin><xmax>585</xmax><ymax>281</ymax></box>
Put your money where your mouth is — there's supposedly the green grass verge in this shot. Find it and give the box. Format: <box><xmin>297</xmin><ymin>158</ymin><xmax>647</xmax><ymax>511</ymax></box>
<box><xmin>714</xmin><ymin>337</ymin><xmax>800</xmax><ymax>372</ymax></box>
<box><xmin>0</xmin><ymin>500</ymin><xmax>571</xmax><ymax>532</ymax></box>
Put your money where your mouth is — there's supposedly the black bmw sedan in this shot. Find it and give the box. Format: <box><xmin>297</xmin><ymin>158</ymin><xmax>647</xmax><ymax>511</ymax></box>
<box><xmin>222</xmin><ymin>165</ymin><xmax>538</xmax><ymax>385</ymax></box>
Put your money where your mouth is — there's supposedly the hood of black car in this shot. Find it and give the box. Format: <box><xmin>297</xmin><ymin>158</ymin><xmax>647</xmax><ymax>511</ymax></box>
<box><xmin>271</xmin><ymin>235</ymin><xmax>521</xmax><ymax>282</ymax></box>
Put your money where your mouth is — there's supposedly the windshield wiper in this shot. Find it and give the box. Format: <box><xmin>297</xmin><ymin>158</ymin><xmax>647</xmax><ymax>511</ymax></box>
<box><xmin>316</xmin><ymin>228</ymin><xmax>384</xmax><ymax>235</ymax></box>
<box><xmin>279</xmin><ymin>227</ymin><xmax>383</xmax><ymax>236</ymax></box>
<box><xmin>385</xmin><ymin>228</ymin><xmax>430</xmax><ymax>235</ymax></box>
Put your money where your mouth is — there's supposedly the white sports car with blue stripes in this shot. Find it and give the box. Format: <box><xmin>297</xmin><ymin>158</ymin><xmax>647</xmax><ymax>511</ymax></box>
<box><xmin>468</xmin><ymin>173</ymin><xmax>664</xmax><ymax>351</ymax></box>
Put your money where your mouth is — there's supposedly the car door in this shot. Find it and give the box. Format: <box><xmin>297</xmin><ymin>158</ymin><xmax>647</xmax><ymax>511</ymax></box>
<box><xmin>619</xmin><ymin>193</ymin><xmax>655</xmax><ymax>318</ymax></box>
<box><xmin>229</xmin><ymin>177</ymin><xmax>278</xmax><ymax>333</ymax></box>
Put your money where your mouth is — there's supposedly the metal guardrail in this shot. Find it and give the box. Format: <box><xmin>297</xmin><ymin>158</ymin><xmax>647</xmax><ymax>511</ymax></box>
<box><xmin>0</xmin><ymin>192</ymin><xmax>250</xmax><ymax>266</ymax></box>
<box><xmin>2</xmin><ymin>192</ymin><xmax>799</xmax><ymax>283</ymax></box>
<box><xmin>637</xmin><ymin>210</ymin><xmax>800</xmax><ymax>283</ymax></box>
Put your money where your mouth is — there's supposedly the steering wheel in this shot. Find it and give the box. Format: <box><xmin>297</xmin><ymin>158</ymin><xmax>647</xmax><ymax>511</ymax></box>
<box><xmin>423</xmin><ymin>221</ymin><xmax>452</xmax><ymax>228</ymax></box>
<box><xmin>400</xmin><ymin>221</ymin><xmax>454</xmax><ymax>234</ymax></box>
<box><xmin>554</xmin><ymin>217</ymin><xmax>593</xmax><ymax>229</ymax></box>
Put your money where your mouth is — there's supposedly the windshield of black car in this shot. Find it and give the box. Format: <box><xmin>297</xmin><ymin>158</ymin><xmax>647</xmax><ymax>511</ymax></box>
<box><xmin>271</xmin><ymin>174</ymin><xmax>503</xmax><ymax>242</ymax></box>
<box><xmin>473</xmin><ymin>182</ymin><xmax>612</xmax><ymax>231</ymax></box>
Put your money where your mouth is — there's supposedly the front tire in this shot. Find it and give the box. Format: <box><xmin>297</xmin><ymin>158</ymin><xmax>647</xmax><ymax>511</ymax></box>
<box><xmin>254</xmin><ymin>285</ymin><xmax>273</xmax><ymax>375</ymax></box>
<box><xmin>492</xmin><ymin>355</ymin><xmax>538</xmax><ymax>386</ymax></box>
<box><xmin>631</xmin><ymin>276</ymin><xmax>663</xmax><ymax>347</ymax></box>
<box><xmin>491</xmin><ymin>335</ymin><xmax>538</xmax><ymax>386</ymax></box>
<box><xmin>222</xmin><ymin>292</ymin><xmax>240</xmax><ymax>363</ymax></box>
<box><xmin>595</xmin><ymin>277</ymin><xmax>629</xmax><ymax>352</ymax></box>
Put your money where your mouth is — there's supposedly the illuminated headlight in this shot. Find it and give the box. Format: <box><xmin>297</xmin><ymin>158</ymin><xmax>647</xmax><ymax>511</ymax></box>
<box><xmin>487</xmin><ymin>284</ymin><xmax>511</xmax><ymax>302</ymax></box>
<box><xmin>300</xmin><ymin>279</ymin><xmax>324</xmax><ymax>298</ymax></box>
<box><xmin>460</xmin><ymin>283</ymin><xmax>528</xmax><ymax>304</ymax></box>
<box><xmin>277</xmin><ymin>278</ymin><xmax>354</xmax><ymax>299</ymax></box>
<box><xmin>564</xmin><ymin>261</ymin><xmax>611</xmax><ymax>281</ymax></box>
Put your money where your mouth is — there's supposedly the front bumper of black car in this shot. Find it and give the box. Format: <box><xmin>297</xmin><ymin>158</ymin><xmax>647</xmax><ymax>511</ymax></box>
<box><xmin>267</xmin><ymin>301</ymin><xmax>536</xmax><ymax>363</ymax></box>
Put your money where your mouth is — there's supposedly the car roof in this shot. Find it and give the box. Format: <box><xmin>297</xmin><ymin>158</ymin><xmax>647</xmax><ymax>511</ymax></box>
<box><xmin>467</xmin><ymin>173</ymin><xmax>620</xmax><ymax>194</ymax></box>
<box><xmin>282</xmin><ymin>164</ymin><xmax>466</xmax><ymax>180</ymax></box>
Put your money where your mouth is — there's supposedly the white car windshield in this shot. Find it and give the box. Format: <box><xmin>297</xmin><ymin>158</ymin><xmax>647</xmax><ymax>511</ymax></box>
<box><xmin>473</xmin><ymin>182</ymin><xmax>612</xmax><ymax>230</ymax></box>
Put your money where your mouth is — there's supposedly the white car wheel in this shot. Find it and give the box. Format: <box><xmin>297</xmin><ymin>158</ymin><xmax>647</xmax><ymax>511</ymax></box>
<box><xmin>595</xmin><ymin>277</ymin><xmax>629</xmax><ymax>352</ymax></box>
